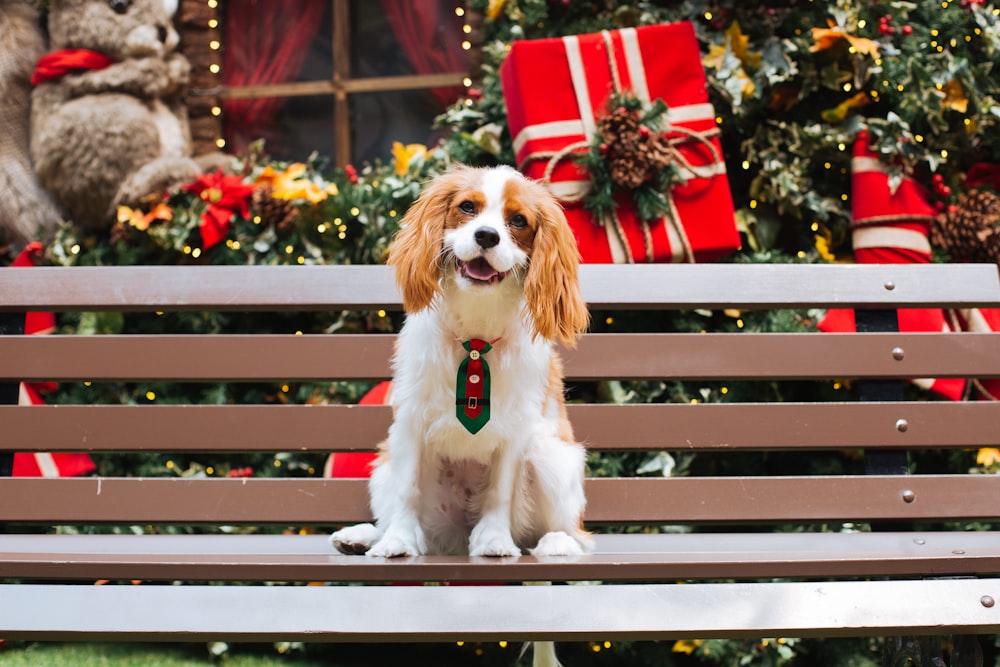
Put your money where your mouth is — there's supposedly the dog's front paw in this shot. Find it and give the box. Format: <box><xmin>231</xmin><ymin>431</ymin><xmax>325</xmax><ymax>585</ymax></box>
<box><xmin>469</xmin><ymin>529</ymin><xmax>521</xmax><ymax>557</ymax></box>
<box><xmin>529</xmin><ymin>531</ymin><xmax>585</xmax><ymax>557</ymax></box>
<box><xmin>366</xmin><ymin>526</ymin><xmax>426</xmax><ymax>558</ymax></box>
<box><xmin>330</xmin><ymin>523</ymin><xmax>381</xmax><ymax>555</ymax></box>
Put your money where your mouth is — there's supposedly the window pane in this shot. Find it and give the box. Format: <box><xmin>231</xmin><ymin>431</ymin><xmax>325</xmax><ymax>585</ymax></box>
<box><xmin>352</xmin><ymin>90</ymin><xmax>449</xmax><ymax>165</ymax></box>
<box><xmin>221</xmin><ymin>0</ymin><xmax>467</xmax><ymax>163</ymax></box>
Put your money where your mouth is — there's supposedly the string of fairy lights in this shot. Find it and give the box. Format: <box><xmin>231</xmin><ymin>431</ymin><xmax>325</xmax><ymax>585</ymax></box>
<box><xmin>201</xmin><ymin>0</ymin><xmax>475</xmax><ymax>153</ymax></box>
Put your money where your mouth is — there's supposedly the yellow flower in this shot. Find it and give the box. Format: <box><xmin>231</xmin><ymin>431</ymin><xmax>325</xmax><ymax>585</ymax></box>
<box><xmin>977</xmin><ymin>448</ymin><xmax>1000</xmax><ymax>467</ymax></box>
<box><xmin>703</xmin><ymin>22</ymin><xmax>762</xmax><ymax>71</ymax></box>
<box><xmin>672</xmin><ymin>639</ymin><xmax>703</xmax><ymax>655</ymax></box>
<box><xmin>941</xmin><ymin>79</ymin><xmax>968</xmax><ymax>114</ymax></box>
<box><xmin>486</xmin><ymin>0</ymin><xmax>507</xmax><ymax>20</ymax></box>
<box><xmin>116</xmin><ymin>202</ymin><xmax>172</xmax><ymax>231</ymax></box>
<box><xmin>821</xmin><ymin>92</ymin><xmax>871</xmax><ymax>124</ymax></box>
<box><xmin>815</xmin><ymin>233</ymin><xmax>836</xmax><ymax>262</ymax></box>
<box><xmin>392</xmin><ymin>141</ymin><xmax>428</xmax><ymax>176</ymax></box>
<box><xmin>811</xmin><ymin>19</ymin><xmax>880</xmax><ymax>57</ymax></box>
<box><xmin>255</xmin><ymin>163</ymin><xmax>337</xmax><ymax>204</ymax></box>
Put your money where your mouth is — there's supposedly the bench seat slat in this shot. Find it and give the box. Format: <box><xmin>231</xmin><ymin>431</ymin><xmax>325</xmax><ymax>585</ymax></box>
<box><xmin>3</xmin><ymin>402</ymin><xmax>999</xmax><ymax>451</ymax></box>
<box><xmin>4</xmin><ymin>332</ymin><xmax>1000</xmax><ymax>381</ymax></box>
<box><xmin>3</xmin><ymin>264</ymin><xmax>999</xmax><ymax>311</ymax></box>
<box><xmin>2</xmin><ymin>578</ymin><xmax>999</xmax><ymax>642</ymax></box>
<box><xmin>3</xmin><ymin>532</ymin><xmax>1000</xmax><ymax>582</ymax></box>
<box><xmin>2</xmin><ymin>476</ymin><xmax>997</xmax><ymax>524</ymax></box>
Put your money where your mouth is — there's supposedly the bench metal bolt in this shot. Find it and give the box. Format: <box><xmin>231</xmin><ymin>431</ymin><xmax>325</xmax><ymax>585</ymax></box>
<box><xmin>982</xmin><ymin>596</ymin><xmax>995</xmax><ymax>608</ymax></box>
<box><xmin>901</xmin><ymin>490</ymin><xmax>916</xmax><ymax>503</ymax></box>
<box><xmin>892</xmin><ymin>347</ymin><xmax>905</xmax><ymax>360</ymax></box>
<box><xmin>895</xmin><ymin>419</ymin><xmax>909</xmax><ymax>432</ymax></box>
<box><xmin>884</xmin><ymin>281</ymin><xmax>895</xmax><ymax>291</ymax></box>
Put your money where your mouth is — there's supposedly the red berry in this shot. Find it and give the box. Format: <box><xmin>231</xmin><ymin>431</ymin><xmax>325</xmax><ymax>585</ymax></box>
<box><xmin>934</xmin><ymin>200</ymin><xmax>946</xmax><ymax>212</ymax></box>
<box><xmin>940</xmin><ymin>185</ymin><xmax>952</xmax><ymax>197</ymax></box>
<box><xmin>639</xmin><ymin>126</ymin><xmax>651</xmax><ymax>139</ymax></box>
<box><xmin>902</xmin><ymin>25</ymin><xmax>913</xmax><ymax>35</ymax></box>
<box><xmin>932</xmin><ymin>173</ymin><xmax>944</xmax><ymax>184</ymax></box>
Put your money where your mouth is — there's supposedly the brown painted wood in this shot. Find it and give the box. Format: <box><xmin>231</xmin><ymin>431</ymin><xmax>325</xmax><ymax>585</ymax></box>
<box><xmin>1</xmin><ymin>476</ymin><xmax>996</xmax><ymax>525</ymax></box>
<box><xmin>2</xmin><ymin>532</ymin><xmax>999</xmax><ymax>582</ymax></box>
<box><xmin>3</xmin><ymin>264</ymin><xmax>999</xmax><ymax>312</ymax></box>
<box><xmin>3</xmin><ymin>401</ymin><xmax>999</xmax><ymax>452</ymax></box>
<box><xmin>4</xmin><ymin>332</ymin><xmax>1000</xmax><ymax>382</ymax></box>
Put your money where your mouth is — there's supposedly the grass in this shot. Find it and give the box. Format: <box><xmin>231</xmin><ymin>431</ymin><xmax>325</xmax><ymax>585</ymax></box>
<box><xmin>0</xmin><ymin>642</ymin><xmax>328</xmax><ymax>666</ymax></box>
<box><xmin>0</xmin><ymin>641</ymin><xmax>540</xmax><ymax>666</ymax></box>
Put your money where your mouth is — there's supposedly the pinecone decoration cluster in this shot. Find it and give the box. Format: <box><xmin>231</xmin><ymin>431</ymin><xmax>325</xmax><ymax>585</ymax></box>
<box><xmin>251</xmin><ymin>185</ymin><xmax>299</xmax><ymax>232</ymax></box>
<box><xmin>598</xmin><ymin>106</ymin><xmax>672</xmax><ymax>190</ymax></box>
<box><xmin>930</xmin><ymin>189</ymin><xmax>1000</xmax><ymax>264</ymax></box>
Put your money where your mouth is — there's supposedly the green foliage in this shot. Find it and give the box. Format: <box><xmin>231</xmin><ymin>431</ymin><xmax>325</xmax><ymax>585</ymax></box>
<box><xmin>8</xmin><ymin>1</ymin><xmax>1000</xmax><ymax>664</ymax></box>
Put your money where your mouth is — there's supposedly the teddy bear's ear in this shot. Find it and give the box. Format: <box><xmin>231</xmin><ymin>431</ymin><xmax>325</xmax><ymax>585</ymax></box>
<box><xmin>163</xmin><ymin>0</ymin><xmax>178</xmax><ymax>16</ymax></box>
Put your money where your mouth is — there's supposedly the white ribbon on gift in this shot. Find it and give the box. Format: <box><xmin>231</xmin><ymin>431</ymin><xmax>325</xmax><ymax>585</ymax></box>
<box><xmin>512</xmin><ymin>28</ymin><xmax>726</xmax><ymax>263</ymax></box>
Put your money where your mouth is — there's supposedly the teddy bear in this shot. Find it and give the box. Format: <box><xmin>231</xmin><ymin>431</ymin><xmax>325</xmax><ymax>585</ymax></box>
<box><xmin>0</xmin><ymin>0</ymin><xmax>61</xmax><ymax>248</ymax></box>
<box><xmin>27</xmin><ymin>0</ymin><xmax>228</xmax><ymax>231</ymax></box>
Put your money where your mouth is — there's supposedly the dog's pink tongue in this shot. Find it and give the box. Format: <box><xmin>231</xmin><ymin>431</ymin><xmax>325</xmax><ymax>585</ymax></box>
<box><xmin>465</xmin><ymin>257</ymin><xmax>498</xmax><ymax>281</ymax></box>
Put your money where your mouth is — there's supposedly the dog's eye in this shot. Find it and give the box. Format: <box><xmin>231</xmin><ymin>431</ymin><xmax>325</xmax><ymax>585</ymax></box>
<box><xmin>509</xmin><ymin>214</ymin><xmax>528</xmax><ymax>229</ymax></box>
<box><xmin>458</xmin><ymin>201</ymin><xmax>476</xmax><ymax>215</ymax></box>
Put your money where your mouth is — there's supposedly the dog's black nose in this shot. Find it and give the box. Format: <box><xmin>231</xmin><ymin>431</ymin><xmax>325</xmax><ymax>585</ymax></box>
<box><xmin>474</xmin><ymin>227</ymin><xmax>500</xmax><ymax>249</ymax></box>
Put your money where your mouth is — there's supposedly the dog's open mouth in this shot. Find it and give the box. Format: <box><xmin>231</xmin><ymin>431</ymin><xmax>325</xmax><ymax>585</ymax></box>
<box><xmin>456</xmin><ymin>257</ymin><xmax>507</xmax><ymax>285</ymax></box>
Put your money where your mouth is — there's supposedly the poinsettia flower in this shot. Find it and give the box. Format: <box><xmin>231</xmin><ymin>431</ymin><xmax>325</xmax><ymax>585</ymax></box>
<box><xmin>183</xmin><ymin>171</ymin><xmax>255</xmax><ymax>250</ymax></box>
<box><xmin>810</xmin><ymin>19</ymin><xmax>880</xmax><ymax>57</ymax></box>
<box><xmin>392</xmin><ymin>141</ymin><xmax>428</xmax><ymax>176</ymax></box>
<box><xmin>116</xmin><ymin>202</ymin><xmax>173</xmax><ymax>231</ymax></box>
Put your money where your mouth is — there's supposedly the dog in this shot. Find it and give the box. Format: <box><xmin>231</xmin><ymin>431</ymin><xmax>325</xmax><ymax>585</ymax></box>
<box><xmin>331</xmin><ymin>165</ymin><xmax>592</xmax><ymax>667</ymax></box>
<box><xmin>330</xmin><ymin>165</ymin><xmax>593</xmax><ymax>561</ymax></box>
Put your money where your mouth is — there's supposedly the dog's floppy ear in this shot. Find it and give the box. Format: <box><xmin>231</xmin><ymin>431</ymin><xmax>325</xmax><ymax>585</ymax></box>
<box><xmin>388</xmin><ymin>172</ymin><xmax>459</xmax><ymax>313</ymax></box>
<box><xmin>523</xmin><ymin>195</ymin><xmax>590</xmax><ymax>348</ymax></box>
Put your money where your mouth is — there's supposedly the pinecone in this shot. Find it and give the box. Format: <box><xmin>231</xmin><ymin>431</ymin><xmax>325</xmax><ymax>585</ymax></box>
<box><xmin>930</xmin><ymin>189</ymin><xmax>1000</xmax><ymax>265</ymax></box>
<box><xmin>599</xmin><ymin>107</ymin><xmax>644</xmax><ymax>189</ymax></box>
<box><xmin>597</xmin><ymin>105</ymin><xmax>671</xmax><ymax>190</ymax></box>
<box><xmin>251</xmin><ymin>185</ymin><xmax>299</xmax><ymax>232</ymax></box>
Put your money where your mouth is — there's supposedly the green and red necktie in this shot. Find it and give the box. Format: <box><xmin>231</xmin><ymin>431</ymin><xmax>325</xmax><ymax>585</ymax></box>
<box><xmin>456</xmin><ymin>339</ymin><xmax>493</xmax><ymax>434</ymax></box>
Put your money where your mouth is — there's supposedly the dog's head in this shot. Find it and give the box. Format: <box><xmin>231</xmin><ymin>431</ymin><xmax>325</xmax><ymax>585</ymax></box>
<box><xmin>388</xmin><ymin>165</ymin><xmax>589</xmax><ymax>347</ymax></box>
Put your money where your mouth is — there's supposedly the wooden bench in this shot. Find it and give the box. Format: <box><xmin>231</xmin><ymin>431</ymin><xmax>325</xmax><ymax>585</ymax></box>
<box><xmin>2</xmin><ymin>262</ymin><xmax>1000</xmax><ymax>660</ymax></box>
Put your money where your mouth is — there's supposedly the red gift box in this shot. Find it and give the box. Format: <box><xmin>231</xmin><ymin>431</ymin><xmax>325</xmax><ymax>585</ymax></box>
<box><xmin>819</xmin><ymin>132</ymin><xmax>965</xmax><ymax>400</ymax></box>
<box><xmin>500</xmin><ymin>22</ymin><xmax>739</xmax><ymax>264</ymax></box>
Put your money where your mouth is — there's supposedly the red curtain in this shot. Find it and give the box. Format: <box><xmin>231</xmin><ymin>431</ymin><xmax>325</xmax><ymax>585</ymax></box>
<box><xmin>378</xmin><ymin>0</ymin><xmax>467</xmax><ymax>106</ymax></box>
<box><xmin>222</xmin><ymin>0</ymin><xmax>327</xmax><ymax>153</ymax></box>
<box><xmin>222</xmin><ymin>1</ymin><xmax>466</xmax><ymax>153</ymax></box>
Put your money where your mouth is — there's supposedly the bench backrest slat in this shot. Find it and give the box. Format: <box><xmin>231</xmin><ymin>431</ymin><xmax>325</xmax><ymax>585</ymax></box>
<box><xmin>3</xmin><ymin>264</ymin><xmax>999</xmax><ymax>311</ymax></box>
<box><xmin>3</xmin><ymin>332</ymin><xmax>1000</xmax><ymax>381</ymax></box>
<box><xmin>3</xmin><ymin>402</ymin><xmax>999</xmax><ymax>452</ymax></box>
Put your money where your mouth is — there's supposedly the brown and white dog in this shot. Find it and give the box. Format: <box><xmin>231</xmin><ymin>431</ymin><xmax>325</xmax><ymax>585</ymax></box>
<box><xmin>330</xmin><ymin>165</ymin><xmax>593</xmax><ymax>561</ymax></box>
